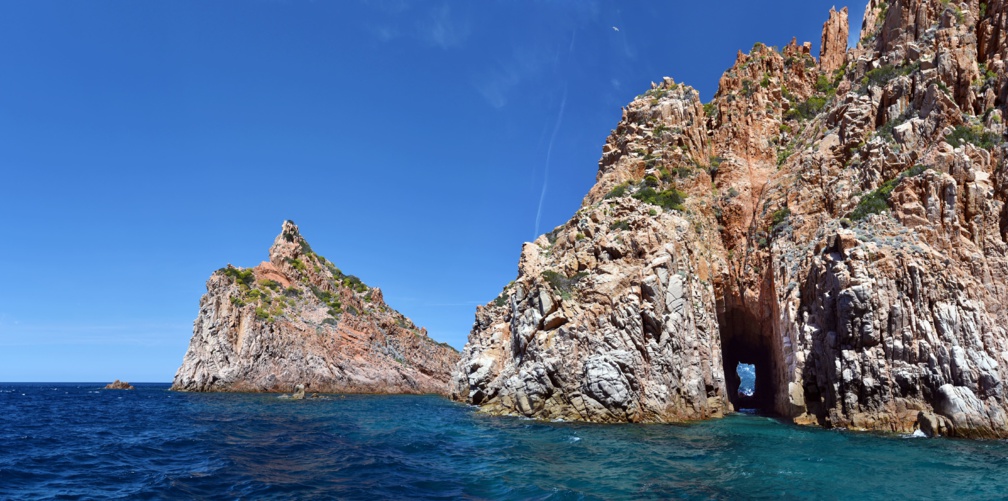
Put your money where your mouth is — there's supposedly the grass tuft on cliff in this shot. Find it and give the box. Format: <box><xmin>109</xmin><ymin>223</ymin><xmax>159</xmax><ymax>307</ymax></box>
<box><xmin>848</xmin><ymin>165</ymin><xmax>929</xmax><ymax>221</ymax></box>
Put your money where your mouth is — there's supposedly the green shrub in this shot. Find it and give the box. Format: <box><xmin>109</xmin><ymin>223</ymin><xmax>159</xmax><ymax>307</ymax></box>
<box><xmin>815</xmin><ymin>74</ymin><xmax>835</xmax><ymax>96</ymax></box>
<box><xmin>945</xmin><ymin>124</ymin><xmax>1001</xmax><ymax>149</ymax></box>
<box><xmin>492</xmin><ymin>292</ymin><xmax>509</xmax><ymax>307</ymax></box>
<box><xmin>860</xmin><ymin>63</ymin><xmax>918</xmax><ymax>89</ymax></box>
<box><xmin>777</xmin><ymin>147</ymin><xmax>794</xmax><ymax>167</ymax></box>
<box><xmin>673</xmin><ymin>165</ymin><xmax>693</xmax><ymax>178</ymax></box>
<box><xmin>605</xmin><ymin>182</ymin><xmax>630</xmax><ymax>199</ymax></box>
<box><xmin>703</xmin><ymin>102</ymin><xmax>717</xmax><ymax>117</ymax></box>
<box><xmin>222</xmin><ymin>267</ymin><xmax>255</xmax><ymax>287</ymax></box>
<box><xmin>770</xmin><ymin>207</ymin><xmax>791</xmax><ymax>234</ymax></box>
<box><xmin>610</xmin><ymin>220</ymin><xmax>631</xmax><ymax>231</ymax></box>
<box><xmin>848</xmin><ymin>165</ymin><xmax>930</xmax><ymax>220</ymax></box>
<box><xmin>849</xmin><ymin>188</ymin><xmax>892</xmax><ymax>221</ymax></box>
<box><xmin>541</xmin><ymin>270</ymin><xmax>589</xmax><ymax>301</ymax></box>
<box><xmin>785</xmin><ymin>96</ymin><xmax>827</xmax><ymax>121</ymax></box>
<box><xmin>708</xmin><ymin>156</ymin><xmax>723</xmax><ymax>179</ymax></box>
<box><xmin>876</xmin><ymin>120</ymin><xmax>896</xmax><ymax>141</ymax></box>
<box><xmin>633</xmin><ymin>186</ymin><xmax>687</xmax><ymax>211</ymax></box>
<box><xmin>342</xmin><ymin>275</ymin><xmax>368</xmax><ymax>293</ymax></box>
<box><xmin>286</xmin><ymin>258</ymin><xmax>306</xmax><ymax>272</ymax></box>
<box><xmin>255</xmin><ymin>306</ymin><xmax>270</xmax><ymax>320</ymax></box>
<box><xmin>324</xmin><ymin>261</ymin><xmax>343</xmax><ymax>279</ymax></box>
<box><xmin>742</xmin><ymin>79</ymin><xmax>755</xmax><ymax>97</ymax></box>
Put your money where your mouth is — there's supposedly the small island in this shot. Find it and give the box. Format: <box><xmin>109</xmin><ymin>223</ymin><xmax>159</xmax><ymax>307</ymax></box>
<box><xmin>104</xmin><ymin>380</ymin><xmax>135</xmax><ymax>390</ymax></box>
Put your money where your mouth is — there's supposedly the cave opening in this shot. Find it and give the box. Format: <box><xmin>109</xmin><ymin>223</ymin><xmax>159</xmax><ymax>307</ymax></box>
<box><xmin>736</xmin><ymin>362</ymin><xmax>755</xmax><ymax>398</ymax></box>
<box><xmin>719</xmin><ymin>306</ymin><xmax>779</xmax><ymax>414</ymax></box>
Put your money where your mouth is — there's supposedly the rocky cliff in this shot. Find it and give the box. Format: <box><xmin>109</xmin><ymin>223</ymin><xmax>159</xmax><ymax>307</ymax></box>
<box><xmin>454</xmin><ymin>1</ymin><xmax>1008</xmax><ymax>438</ymax></box>
<box><xmin>172</xmin><ymin>221</ymin><xmax>459</xmax><ymax>395</ymax></box>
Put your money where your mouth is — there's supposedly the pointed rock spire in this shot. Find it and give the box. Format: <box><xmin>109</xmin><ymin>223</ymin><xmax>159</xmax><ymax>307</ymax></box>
<box><xmin>820</xmin><ymin>6</ymin><xmax>849</xmax><ymax>73</ymax></box>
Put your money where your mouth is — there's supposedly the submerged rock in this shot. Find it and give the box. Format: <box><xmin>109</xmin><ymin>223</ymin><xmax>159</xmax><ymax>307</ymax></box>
<box><xmin>172</xmin><ymin>221</ymin><xmax>459</xmax><ymax>396</ymax></box>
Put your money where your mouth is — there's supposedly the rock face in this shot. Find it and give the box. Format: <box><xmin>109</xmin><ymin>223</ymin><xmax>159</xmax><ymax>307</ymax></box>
<box><xmin>455</xmin><ymin>2</ymin><xmax>1008</xmax><ymax>438</ymax></box>
<box><xmin>172</xmin><ymin>221</ymin><xmax>459</xmax><ymax>395</ymax></box>
<box><xmin>821</xmin><ymin>6</ymin><xmax>850</xmax><ymax>73</ymax></box>
<box><xmin>104</xmin><ymin>380</ymin><xmax>134</xmax><ymax>390</ymax></box>
<box><xmin>452</xmin><ymin>197</ymin><xmax>731</xmax><ymax>422</ymax></box>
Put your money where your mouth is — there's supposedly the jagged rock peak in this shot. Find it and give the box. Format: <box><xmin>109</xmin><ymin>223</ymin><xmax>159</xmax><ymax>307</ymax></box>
<box><xmin>173</xmin><ymin>220</ymin><xmax>459</xmax><ymax>395</ymax></box>
<box><xmin>269</xmin><ymin>220</ymin><xmax>310</xmax><ymax>268</ymax></box>
<box><xmin>820</xmin><ymin>6</ymin><xmax>849</xmax><ymax>73</ymax></box>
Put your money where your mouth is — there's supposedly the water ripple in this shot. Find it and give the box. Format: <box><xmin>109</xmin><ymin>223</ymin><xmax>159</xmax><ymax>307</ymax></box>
<box><xmin>2</xmin><ymin>384</ymin><xmax>1008</xmax><ymax>499</ymax></box>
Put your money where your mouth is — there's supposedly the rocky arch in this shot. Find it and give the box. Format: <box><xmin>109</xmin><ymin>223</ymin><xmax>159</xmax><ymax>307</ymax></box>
<box><xmin>717</xmin><ymin>304</ymin><xmax>781</xmax><ymax>413</ymax></box>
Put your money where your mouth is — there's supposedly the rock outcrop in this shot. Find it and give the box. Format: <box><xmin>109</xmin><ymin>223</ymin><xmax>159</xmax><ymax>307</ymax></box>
<box><xmin>104</xmin><ymin>380</ymin><xmax>134</xmax><ymax>390</ymax></box>
<box><xmin>172</xmin><ymin>221</ymin><xmax>459</xmax><ymax>395</ymax></box>
<box><xmin>454</xmin><ymin>1</ymin><xmax>1008</xmax><ymax>438</ymax></box>
<box><xmin>821</xmin><ymin>6</ymin><xmax>850</xmax><ymax>73</ymax></box>
<box><xmin>452</xmin><ymin>197</ymin><xmax>731</xmax><ymax>422</ymax></box>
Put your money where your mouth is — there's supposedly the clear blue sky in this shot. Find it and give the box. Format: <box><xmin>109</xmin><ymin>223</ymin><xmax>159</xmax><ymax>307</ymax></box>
<box><xmin>0</xmin><ymin>1</ymin><xmax>862</xmax><ymax>382</ymax></box>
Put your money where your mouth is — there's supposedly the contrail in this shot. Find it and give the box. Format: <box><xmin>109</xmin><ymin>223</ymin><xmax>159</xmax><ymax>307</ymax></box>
<box><xmin>534</xmin><ymin>83</ymin><xmax>568</xmax><ymax>238</ymax></box>
<box><xmin>534</xmin><ymin>31</ymin><xmax>575</xmax><ymax>238</ymax></box>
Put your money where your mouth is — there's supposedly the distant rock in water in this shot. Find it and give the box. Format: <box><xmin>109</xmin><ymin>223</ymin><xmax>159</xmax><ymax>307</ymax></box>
<box><xmin>455</xmin><ymin>2</ymin><xmax>1008</xmax><ymax>438</ymax></box>
<box><xmin>104</xmin><ymin>380</ymin><xmax>134</xmax><ymax>390</ymax></box>
<box><xmin>171</xmin><ymin>221</ymin><xmax>459</xmax><ymax>395</ymax></box>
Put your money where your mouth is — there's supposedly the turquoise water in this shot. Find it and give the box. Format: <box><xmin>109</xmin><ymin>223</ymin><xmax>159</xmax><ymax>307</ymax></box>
<box><xmin>2</xmin><ymin>383</ymin><xmax>1006</xmax><ymax>499</ymax></box>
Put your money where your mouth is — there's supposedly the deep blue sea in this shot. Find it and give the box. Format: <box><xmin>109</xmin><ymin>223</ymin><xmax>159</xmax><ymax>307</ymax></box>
<box><xmin>2</xmin><ymin>384</ymin><xmax>1007</xmax><ymax>500</ymax></box>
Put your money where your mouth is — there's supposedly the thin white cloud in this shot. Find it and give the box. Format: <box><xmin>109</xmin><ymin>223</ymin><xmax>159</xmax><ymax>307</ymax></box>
<box><xmin>371</xmin><ymin>24</ymin><xmax>400</xmax><ymax>42</ymax></box>
<box><xmin>362</xmin><ymin>0</ymin><xmax>411</xmax><ymax>15</ymax></box>
<box><xmin>473</xmin><ymin>66</ymin><xmax>522</xmax><ymax>109</ymax></box>
<box><xmin>416</xmin><ymin>4</ymin><xmax>470</xmax><ymax>49</ymax></box>
<box><xmin>362</xmin><ymin>1</ymin><xmax>468</xmax><ymax>50</ymax></box>
<box><xmin>471</xmin><ymin>39</ymin><xmax>559</xmax><ymax>109</ymax></box>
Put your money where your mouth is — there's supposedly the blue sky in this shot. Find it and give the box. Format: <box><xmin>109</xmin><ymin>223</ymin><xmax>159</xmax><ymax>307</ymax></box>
<box><xmin>0</xmin><ymin>1</ymin><xmax>863</xmax><ymax>382</ymax></box>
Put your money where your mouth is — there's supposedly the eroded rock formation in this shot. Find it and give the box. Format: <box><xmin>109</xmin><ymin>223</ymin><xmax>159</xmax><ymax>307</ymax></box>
<box><xmin>821</xmin><ymin>6</ymin><xmax>850</xmax><ymax>73</ymax></box>
<box><xmin>104</xmin><ymin>380</ymin><xmax>134</xmax><ymax>390</ymax></box>
<box><xmin>172</xmin><ymin>221</ymin><xmax>459</xmax><ymax>395</ymax></box>
<box><xmin>454</xmin><ymin>1</ymin><xmax>1008</xmax><ymax>438</ymax></box>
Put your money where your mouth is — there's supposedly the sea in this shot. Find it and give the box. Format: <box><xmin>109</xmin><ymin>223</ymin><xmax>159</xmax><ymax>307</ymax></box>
<box><xmin>2</xmin><ymin>384</ymin><xmax>1007</xmax><ymax>500</ymax></box>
